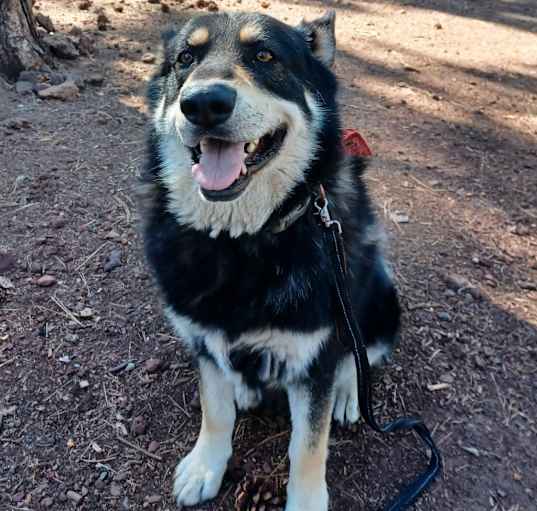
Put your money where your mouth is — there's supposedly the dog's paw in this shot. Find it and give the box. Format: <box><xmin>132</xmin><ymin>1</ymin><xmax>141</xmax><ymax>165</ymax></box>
<box><xmin>285</xmin><ymin>483</ymin><xmax>328</xmax><ymax>511</ymax></box>
<box><xmin>332</xmin><ymin>356</ymin><xmax>360</xmax><ymax>426</ymax></box>
<box><xmin>173</xmin><ymin>445</ymin><xmax>228</xmax><ymax>506</ymax></box>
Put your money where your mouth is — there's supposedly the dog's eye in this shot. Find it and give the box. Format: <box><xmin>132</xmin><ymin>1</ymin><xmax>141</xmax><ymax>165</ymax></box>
<box><xmin>256</xmin><ymin>50</ymin><xmax>273</xmax><ymax>63</ymax></box>
<box><xmin>178</xmin><ymin>50</ymin><xmax>194</xmax><ymax>66</ymax></box>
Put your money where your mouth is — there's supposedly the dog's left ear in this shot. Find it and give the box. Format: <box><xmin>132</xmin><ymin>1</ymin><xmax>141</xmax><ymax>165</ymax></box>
<box><xmin>297</xmin><ymin>10</ymin><xmax>336</xmax><ymax>67</ymax></box>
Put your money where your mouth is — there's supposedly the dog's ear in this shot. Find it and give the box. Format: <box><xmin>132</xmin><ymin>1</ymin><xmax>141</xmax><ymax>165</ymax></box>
<box><xmin>297</xmin><ymin>10</ymin><xmax>336</xmax><ymax>67</ymax></box>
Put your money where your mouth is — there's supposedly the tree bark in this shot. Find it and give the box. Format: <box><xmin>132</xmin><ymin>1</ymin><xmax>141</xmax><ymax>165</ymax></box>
<box><xmin>0</xmin><ymin>0</ymin><xmax>51</xmax><ymax>81</ymax></box>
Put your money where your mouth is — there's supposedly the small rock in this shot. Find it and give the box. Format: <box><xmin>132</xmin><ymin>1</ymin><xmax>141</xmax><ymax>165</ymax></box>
<box><xmin>15</xmin><ymin>81</ymin><xmax>34</xmax><ymax>95</ymax></box>
<box><xmin>260</xmin><ymin>0</ymin><xmax>270</xmax><ymax>7</ymax></box>
<box><xmin>520</xmin><ymin>281</ymin><xmax>537</xmax><ymax>291</ymax></box>
<box><xmin>207</xmin><ymin>1</ymin><xmax>218</xmax><ymax>10</ymax></box>
<box><xmin>76</xmin><ymin>33</ymin><xmax>96</xmax><ymax>56</ymax></box>
<box><xmin>52</xmin><ymin>215</ymin><xmax>67</xmax><ymax>229</ymax></box>
<box><xmin>147</xmin><ymin>440</ymin><xmax>160</xmax><ymax>453</ymax></box>
<box><xmin>432</xmin><ymin>94</ymin><xmax>442</xmax><ymax>101</ymax></box>
<box><xmin>78</xmin><ymin>0</ymin><xmax>92</xmax><ymax>10</ymax></box>
<box><xmin>131</xmin><ymin>415</ymin><xmax>147</xmax><ymax>436</ymax></box>
<box><xmin>144</xmin><ymin>495</ymin><xmax>162</xmax><ymax>504</ymax></box>
<box><xmin>0</xmin><ymin>276</ymin><xmax>15</xmax><ymax>289</ymax></box>
<box><xmin>41</xmin><ymin>497</ymin><xmax>54</xmax><ymax>508</ymax></box>
<box><xmin>142</xmin><ymin>53</ymin><xmax>156</xmax><ymax>64</ymax></box>
<box><xmin>78</xmin><ymin>307</ymin><xmax>94</xmax><ymax>319</ymax></box>
<box><xmin>110</xmin><ymin>483</ymin><xmax>122</xmax><ymax>497</ymax></box>
<box><xmin>86</xmin><ymin>72</ymin><xmax>104</xmax><ymax>86</ymax></box>
<box><xmin>161</xmin><ymin>2</ymin><xmax>170</xmax><ymax>12</ymax></box>
<box><xmin>3</xmin><ymin>117</ymin><xmax>32</xmax><ymax>129</ymax></box>
<box><xmin>36</xmin><ymin>13</ymin><xmax>55</xmax><ymax>32</ymax></box>
<box><xmin>474</xmin><ymin>355</ymin><xmax>487</xmax><ymax>369</ymax></box>
<box><xmin>66</xmin><ymin>490</ymin><xmax>83</xmax><ymax>504</ymax></box>
<box><xmin>59</xmin><ymin>355</ymin><xmax>71</xmax><ymax>363</ymax></box>
<box><xmin>195</xmin><ymin>0</ymin><xmax>206</xmax><ymax>6</ymax></box>
<box><xmin>37</xmin><ymin>81</ymin><xmax>79</xmax><ymax>101</ymax></box>
<box><xmin>97</xmin><ymin>12</ymin><xmax>110</xmax><ymax>31</ymax></box>
<box><xmin>144</xmin><ymin>358</ymin><xmax>162</xmax><ymax>373</ymax></box>
<box><xmin>444</xmin><ymin>273</ymin><xmax>469</xmax><ymax>291</ymax></box>
<box><xmin>434</xmin><ymin>22</ymin><xmax>443</xmax><ymax>30</ymax></box>
<box><xmin>104</xmin><ymin>249</ymin><xmax>122</xmax><ymax>272</ymax></box>
<box><xmin>33</xmin><ymin>82</ymin><xmax>51</xmax><ymax>93</ymax></box>
<box><xmin>468</xmin><ymin>286</ymin><xmax>483</xmax><ymax>300</ymax></box>
<box><xmin>113</xmin><ymin>4</ymin><xmax>124</xmax><ymax>12</ymax></box>
<box><xmin>79</xmin><ymin>379</ymin><xmax>90</xmax><ymax>389</ymax></box>
<box><xmin>43</xmin><ymin>34</ymin><xmax>80</xmax><ymax>60</ymax></box>
<box><xmin>0</xmin><ymin>252</ymin><xmax>16</xmax><ymax>274</ymax></box>
<box><xmin>437</xmin><ymin>311</ymin><xmax>451</xmax><ymax>322</ymax></box>
<box><xmin>390</xmin><ymin>211</ymin><xmax>409</xmax><ymax>224</ymax></box>
<box><xmin>36</xmin><ymin>275</ymin><xmax>57</xmax><ymax>287</ymax></box>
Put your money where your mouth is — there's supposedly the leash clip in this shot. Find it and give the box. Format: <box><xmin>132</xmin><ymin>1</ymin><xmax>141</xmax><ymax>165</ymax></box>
<box><xmin>314</xmin><ymin>185</ymin><xmax>342</xmax><ymax>234</ymax></box>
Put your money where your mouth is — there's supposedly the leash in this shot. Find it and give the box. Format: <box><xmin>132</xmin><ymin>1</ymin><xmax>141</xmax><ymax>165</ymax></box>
<box><xmin>314</xmin><ymin>185</ymin><xmax>442</xmax><ymax>511</ymax></box>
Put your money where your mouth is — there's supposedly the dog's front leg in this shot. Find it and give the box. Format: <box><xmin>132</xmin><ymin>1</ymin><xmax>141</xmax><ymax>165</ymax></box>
<box><xmin>173</xmin><ymin>357</ymin><xmax>235</xmax><ymax>506</ymax></box>
<box><xmin>285</xmin><ymin>381</ymin><xmax>334</xmax><ymax>511</ymax></box>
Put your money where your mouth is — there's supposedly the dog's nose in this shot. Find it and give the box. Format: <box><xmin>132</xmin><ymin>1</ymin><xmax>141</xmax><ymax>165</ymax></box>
<box><xmin>180</xmin><ymin>84</ymin><xmax>237</xmax><ymax>128</ymax></box>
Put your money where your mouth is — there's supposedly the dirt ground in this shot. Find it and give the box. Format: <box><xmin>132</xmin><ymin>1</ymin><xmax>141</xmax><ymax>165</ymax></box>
<box><xmin>1</xmin><ymin>0</ymin><xmax>536</xmax><ymax>510</ymax></box>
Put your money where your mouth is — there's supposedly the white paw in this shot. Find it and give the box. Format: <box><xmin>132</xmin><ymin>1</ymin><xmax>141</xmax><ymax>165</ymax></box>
<box><xmin>332</xmin><ymin>355</ymin><xmax>360</xmax><ymax>426</ymax></box>
<box><xmin>173</xmin><ymin>444</ymin><xmax>228</xmax><ymax>506</ymax></box>
<box><xmin>285</xmin><ymin>484</ymin><xmax>328</xmax><ymax>511</ymax></box>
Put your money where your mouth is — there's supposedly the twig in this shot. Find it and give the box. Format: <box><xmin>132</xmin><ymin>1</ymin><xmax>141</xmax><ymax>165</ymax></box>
<box><xmin>50</xmin><ymin>295</ymin><xmax>83</xmax><ymax>326</ymax></box>
<box><xmin>0</xmin><ymin>357</ymin><xmax>15</xmax><ymax>369</ymax></box>
<box><xmin>0</xmin><ymin>203</ymin><xmax>38</xmax><ymax>219</ymax></box>
<box><xmin>116</xmin><ymin>435</ymin><xmax>163</xmax><ymax>462</ymax></box>
<box><xmin>74</xmin><ymin>242</ymin><xmax>110</xmax><ymax>272</ymax></box>
<box><xmin>244</xmin><ymin>430</ymin><xmax>289</xmax><ymax>457</ymax></box>
<box><xmin>80</xmin><ymin>456</ymin><xmax>117</xmax><ymax>464</ymax></box>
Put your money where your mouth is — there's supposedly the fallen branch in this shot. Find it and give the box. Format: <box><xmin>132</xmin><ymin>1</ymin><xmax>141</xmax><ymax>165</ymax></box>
<box><xmin>116</xmin><ymin>435</ymin><xmax>163</xmax><ymax>462</ymax></box>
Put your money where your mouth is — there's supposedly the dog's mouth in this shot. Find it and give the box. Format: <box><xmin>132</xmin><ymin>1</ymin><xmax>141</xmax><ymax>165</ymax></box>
<box><xmin>190</xmin><ymin>125</ymin><xmax>287</xmax><ymax>202</ymax></box>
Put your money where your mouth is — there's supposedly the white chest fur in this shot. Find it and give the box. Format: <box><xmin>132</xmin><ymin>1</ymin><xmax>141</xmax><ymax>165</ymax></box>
<box><xmin>166</xmin><ymin>308</ymin><xmax>331</xmax><ymax>408</ymax></box>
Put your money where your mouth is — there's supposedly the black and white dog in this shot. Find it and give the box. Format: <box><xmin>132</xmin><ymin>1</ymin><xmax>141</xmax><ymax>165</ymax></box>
<box><xmin>141</xmin><ymin>10</ymin><xmax>400</xmax><ymax>510</ymax></box>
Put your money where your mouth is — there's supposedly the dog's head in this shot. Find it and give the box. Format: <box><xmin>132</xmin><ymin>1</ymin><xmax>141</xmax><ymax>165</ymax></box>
<box><xmin>147</xmin><ymin>11</ymin><xmax>340</xmax><ymax>237</ymax></box>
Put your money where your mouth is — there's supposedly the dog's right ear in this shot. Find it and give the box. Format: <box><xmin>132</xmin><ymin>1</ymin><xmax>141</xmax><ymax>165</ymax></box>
<box><xmin>297</xmin><ymin>10</ymin><xmax>336</xmax><ymax>68</ymax></box>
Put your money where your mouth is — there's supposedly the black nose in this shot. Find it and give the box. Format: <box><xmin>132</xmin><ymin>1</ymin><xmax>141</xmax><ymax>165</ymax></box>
<box><xmin>180</xmin><ymin>84</ymin><xmax>237</xmax><ymax>128</ymax></box>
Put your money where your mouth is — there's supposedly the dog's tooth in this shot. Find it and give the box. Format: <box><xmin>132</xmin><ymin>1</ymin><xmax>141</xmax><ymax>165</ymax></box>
<box><xmin>241</xmin><ymin>165</ymin><xmax>248</xmax><ymax>176</ymax></box>
<box><xmin>246</xmin><ymin>142</ymin><xmax>257</xmax><ymax>154</ymax></box>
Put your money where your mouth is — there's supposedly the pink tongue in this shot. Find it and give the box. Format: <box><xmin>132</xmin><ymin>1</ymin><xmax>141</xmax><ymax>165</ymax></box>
<box><xmin>192</xmin><ymin>140</ymin><xmax>246</xmax><ymax>191</ymax></box>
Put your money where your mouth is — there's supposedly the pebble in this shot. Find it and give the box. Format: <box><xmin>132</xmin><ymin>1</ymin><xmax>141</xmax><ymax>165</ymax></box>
<box><xmin>161</xmin><ymin>3</ymin><xmax>170</xmax><ymax>12</ymax></box>
<box><xmin>437</xmin><ymin>311</ymin><xmax>451</xmax><ymax>322</ymax></box>
<box><xmin>444</xmin><ymin>273</ymin><xmax>469</xmax><ymax>291</ymax></box>
<box><xmin>261</xmin><ymin>0</ymin><xmax>270</xmax><ymax>7</ymax></box>
<box><xmin>36</xmin><ymin>275</ymin><xmax>57</xmax><ymax>287</ymax></box>
<box><xmin>207</xmin><ymin>1</ymin><xmax>218</xmax><ymax>10</ymax></box>
<box><xmin>147</xmin><ymin>440</ymin><xmax>160</xmax><ymax>453</ymax></box>
<box><xmin>97</xmin><ymin>12</ymin><xmax>110</xmax><ymax>31</ymax></box>
<box><xmin>104</xmin><ymin>249</ymin><xmax>122</xmax><ymax>272</ymax></box>
<box><xmin>0</xmin><ymin>276</ymin><xmax>15</xmax><ymax>289</ymax></box>
<box><xmin>131</xmin><ymin>415</ymin><xmax>147</xmax><ymax>436</ymax></box>
<box><xmin>0</xmin><ymin>252</ymin><xmax>16</xmax><ymax>273</ymax></box>
<box><xmin>110</xmin><ymin>482</ymin><xmax>122</xmax><ymax>497</ymax></box>
<box><xmin>86</xmin><ymin>73</ymin><xmax>105</xmax><ymax>86</ymax></box>
<box><xmin>41</xmin><ymin>496</ymin><xmax>54</xmax><ymax>507</ymax></box>
<box><xmin>79</xmin><ymin>379</ymin><xmax>90</xmax><ymax>389</ymax></box>
<box><xmin>142</xmin><ymin>53</ymin><xmax>156</xmax><ymax>64</ymax></box>
<box><xmin>66</xmin><ymin>490</ymin><xmax>83</xmax><ymax>503</ymax></box>
<box><xmin>144</xmin><ymin>358</ymin><xmax>162</xmax><ymax>373</ymax></box>
<box><xmin>439</xmin><ymin>372</ymin><xmax>454</xmax><ymax>384</ymax></box>
<box><xmin>37</xmin><ymin>81</ymin><xmax>79</xmax><ymax>101</ymax></box>
<box><xmin>3</xmin><ymin>117</ymin><xmax>32</xmax><ymax>130</ymax></box>
<box><xmin>78</xmin><ymin>0</ymin><xmax>92</xmax><ymax>9</ymax></box>
<box><xmin>43</xmin><ymin>34</ymin><xmax>80</xmax><ymax>60</ymax></box>
<box><xmin>144</xmin><ymin>494</ymin><xmax>162</xmax><ymax>504</ymax></box>
<box><xmin>78</xmin><ymin>307</ymin><xmax>94</xmax><ymax>319</ymax></box>
<box><xmin>390</xmin><ymin>211</ymin><xmax>409</xmax><ymax>224</ymax></box>
<box><xmin>36</xmin><ymin>13</ymin><xmax>55</xmax><ymax>32</ymax></box>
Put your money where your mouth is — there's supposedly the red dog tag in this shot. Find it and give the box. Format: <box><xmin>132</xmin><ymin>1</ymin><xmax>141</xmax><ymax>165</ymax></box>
<box><xmin>342</xmin><ymin>129</ymin><xmax>373</xmax><ymax>157</ymax></box>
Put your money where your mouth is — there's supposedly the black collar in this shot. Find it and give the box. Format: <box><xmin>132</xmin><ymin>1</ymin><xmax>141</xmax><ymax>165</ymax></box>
<box><xmin>268</xmin><ymin>196</ymin><xmax>312</xmax><ymax>234</ymax></box>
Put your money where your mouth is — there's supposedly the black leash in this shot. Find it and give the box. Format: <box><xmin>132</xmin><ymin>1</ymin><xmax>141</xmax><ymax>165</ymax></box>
<box><xmin>314</xmin><ymin>185</ymin><xmax>442</xmax><ymax>511</ymax></box>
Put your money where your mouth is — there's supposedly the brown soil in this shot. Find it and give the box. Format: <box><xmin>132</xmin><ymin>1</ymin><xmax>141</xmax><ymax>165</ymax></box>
<box><xmin>1</xmin><ymin>1</ymin><xmax>536</xmax><ymax>510</ymax></box>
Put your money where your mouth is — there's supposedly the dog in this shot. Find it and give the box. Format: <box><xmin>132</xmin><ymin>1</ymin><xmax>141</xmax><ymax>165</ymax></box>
<box><xmin>140</xmin><ymin>9</ymin><xmax>400</xmax><ymax>511</ymax></box>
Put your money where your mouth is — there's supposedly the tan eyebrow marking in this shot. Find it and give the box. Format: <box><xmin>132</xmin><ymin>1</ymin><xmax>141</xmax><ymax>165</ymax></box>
<box><xmin>239</xmin><ymin>24</ymin><xmax>263</xmax><ymax>44</ymax></box>
<box><xmin>188</xmin><ymin>27</ymin><xmax>210</xmax><ymax>46</ymax></box>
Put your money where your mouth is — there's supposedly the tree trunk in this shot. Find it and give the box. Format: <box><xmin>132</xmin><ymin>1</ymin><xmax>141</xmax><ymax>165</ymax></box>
<box><xmin>0</xmin><ymin>0</ymin><xmax>51</xmax><ymax>81</ymax></box>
